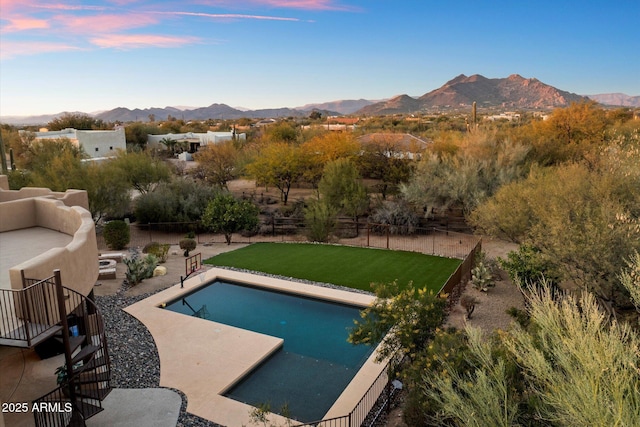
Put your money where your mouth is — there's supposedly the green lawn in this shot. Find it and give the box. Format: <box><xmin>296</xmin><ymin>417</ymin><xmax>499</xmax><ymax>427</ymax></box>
<box><xmin>204</xmin><ymin>242</ymin><xmax>461</xmax><ymax>293</ymax></box>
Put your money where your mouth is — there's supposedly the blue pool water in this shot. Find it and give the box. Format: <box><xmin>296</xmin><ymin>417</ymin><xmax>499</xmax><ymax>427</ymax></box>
<box><xmin>163</xmin><ymin>280</ymin><xmax>374</xmax><ymax>422</ymax></box>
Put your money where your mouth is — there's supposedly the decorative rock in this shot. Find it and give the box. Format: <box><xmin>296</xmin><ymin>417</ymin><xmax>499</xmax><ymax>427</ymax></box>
<box><xmin>153</xmin><ymin>266</ymin><xmax>167</xmax><ymax>277</ymax></box>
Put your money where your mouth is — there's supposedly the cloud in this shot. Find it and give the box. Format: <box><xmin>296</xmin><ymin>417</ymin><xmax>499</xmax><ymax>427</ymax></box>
<box><xmin>90</xmin><ymin>34</ymin><xmax>201</xmax><ymax>49</ymax></box>
<box><xmin>250</xmin><ymin>0</ymin><xmax>357</xmax><ymax>11</ymax></box>
<box><xmin>0</xmin><ymin>40</ymin><xmax>83</xmax><ymax>59</ymax></box>
<box><xmin>158</xmin><ymin>11</ymin><xmax>303</xmax><ymax>22</ymax></box>
<box><xmin>2</xmin><ymin>17</ymin><xmax>50</xmax><ymax>32</ymax></box>
<box><xmin>59</xmin><ymin>13</ymin><xmax>160</xmax><ymax>34</ymax></box>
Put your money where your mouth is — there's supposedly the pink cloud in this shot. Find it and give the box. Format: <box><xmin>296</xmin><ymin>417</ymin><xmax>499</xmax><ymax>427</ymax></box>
<box><xmin>90</xmin><ymin>33</ymin><xmax>200</xmax><ymax>49</ymax></box>
<box><xmin>2</xmin><ymin>17</ymin><xmax>50</xmax><ymax>32</ymax></box>
<box><xmin>59</xmin><ymin>13</ymin><xmax>159</xmax><ymax>34</ymax></box>
<box><xmin>250</xmin><ymin>0</ymin><xmax>355</xmax><ymax>11</ymax></box>
<box><xmin>160</xmin><ymin>11</ymin><xmax>301</xmax><ymax>22</ymax></box>
<box><xmin>0</xmin><ymin>40</ymin><xmax>82</xmax><ymax>59</ymax></box>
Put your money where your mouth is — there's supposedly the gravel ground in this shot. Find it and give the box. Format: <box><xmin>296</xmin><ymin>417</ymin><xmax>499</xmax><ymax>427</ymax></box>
<box><xmin>96</xmin><ymin>285</ymin><xmax>222</xmax><ymax>427</ymax></box>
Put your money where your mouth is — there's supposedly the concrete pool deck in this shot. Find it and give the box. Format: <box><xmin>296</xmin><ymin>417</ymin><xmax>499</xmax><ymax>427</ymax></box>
<box><xmin>124</xmin><ymin>267</ymin><xmax>385</xmax><ymax>426</ymax></box>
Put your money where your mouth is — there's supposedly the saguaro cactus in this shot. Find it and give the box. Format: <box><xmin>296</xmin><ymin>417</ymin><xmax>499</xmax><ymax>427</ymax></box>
<box><xmin>472</xmin><ymin>101</ymin><xmax>477</xmax><ymax>125</ymax></box>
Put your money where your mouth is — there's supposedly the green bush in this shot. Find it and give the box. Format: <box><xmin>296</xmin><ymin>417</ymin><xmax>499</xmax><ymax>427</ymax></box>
<box><xmin>134</xmin><ymin>178</ymin><xmax>220</xmax><ymax>227</ymax></box>
<box><xmin>123</xmin><ymin>250</ymin><xmax>158</xmax><ymax>285</ymax></box>
<box><xmin>103</xmin><ymin>220</ymin><xmax>130</xmax><ymax>250</ymax></box>
<box><xmin>179</xmin><ymin>238</ymin><xmax>197</xmax><ymax>257</ymax></box>
<box><xmin>142</xmin><ymin>242</ymin><xmax>170</xmax><ymax>263</ymax></box>
<box><xmin>304</xmin><ymin>199</ymin><xmax>336</xmax><ymax>242</ymax></box>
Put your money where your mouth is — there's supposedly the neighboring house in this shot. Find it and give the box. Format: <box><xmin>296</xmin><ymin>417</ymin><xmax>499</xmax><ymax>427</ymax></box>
<box><xmin>21</xmin><ymin>127</ymin><xmax>126</xmax><ymax>159</ymax></box>
<box><xmin>147</xmin><ymin>131</ymin><xmax>246</xmax><ymax>152</ymax></box>
<box><xmin>254</xmin><ymin>118</ymin><xmax>277</xmax><ymax>127</ymax></box>
<box><xmin>484</xmin><ymin>112</ymin><xmax>521</xmax><ymax>121</ymax></box>
<box><xmin>301</xmin><ymin>116</ymin><xmax>360</xmax><ymax>132</ymax></box>
<box><xmin>357</xmin><ymin>133</ymin><xmax>432</xmax><ymax>160</ymax></box>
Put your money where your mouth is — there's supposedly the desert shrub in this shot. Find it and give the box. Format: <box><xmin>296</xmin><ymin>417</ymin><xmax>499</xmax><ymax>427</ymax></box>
<box><xmin>498</xmin><ymin>244</ymin><xmax>560</xmax><ymax>290</ymax></box>
<box><xmin>142</xmin><ymin>242</ymin><xmax>170</xmax><ymax>263</ymax></box>
<box><xmin>123</xmin><ymin>250</ymin><xmax>158</xmax><ymax>285</ymax></box>
<box><xmin>304</xmin><ymin>199</ymin><xmax>336</xmax><ymax>242</ymax></box>
<box><xmin>471</xmin><ymin>251</ymin><xmax>496</xmax><ymax>292</ymax></box>
<box><xmin>134</xmin><ymin>178</ymin><xmax>220</xmax><ymax>226</ymax></box>
<box><xmin>201</xmin><ymin>194</ymin><xmax>260</xmax><ymax>245</ymax></box>
<box><xmin>370</xmin><ymin>199</ymin><xmax>419</xmax><ymax>235</ymax></box>
<box><xmin>179</xmin><ymin>238</ymin><xmax>197</xmax><ymax>257</ymax></box>
<box><xmin>404</xmin><ymin>328</ymin><xmax>472</xmax><ymax>427</ymax></box>
<box><xmin>103</xmin><ymin>220</ymin><xmax>130</xmax><ymax>250</ymax></box>
<box><xmin>460</xmin><ymin>294</ymin><xmax>478</xmax><ymax>319</ymax></box>
<box><xmin>506</xmin><ymin>306</ymin><xmax>530</xmax><ymax>328</ymax></box>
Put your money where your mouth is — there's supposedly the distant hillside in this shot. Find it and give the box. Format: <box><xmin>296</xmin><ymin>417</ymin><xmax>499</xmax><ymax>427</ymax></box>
<box><xmin>2</xmin><ymin>74</ymin><xmax>637</xmax><ymax>126</ymax></box>
<box><xmin>587</xmin><ymin>93</ymin><xmax>640</xmax><ymax>107</ymax></box>
<box><xmin>297</xmin><ymin>99</ymin><xmax>377</xmax><ymax>115</ymax></box>
<box><xmin>94</xmin><ymin>104</ymin><xmax>309</xmax><ymax>122</ymax></box>
<box><xmin>357</xmin><ymin>74</ymin><xmax>589</xmax><ymax>115</ymax></box>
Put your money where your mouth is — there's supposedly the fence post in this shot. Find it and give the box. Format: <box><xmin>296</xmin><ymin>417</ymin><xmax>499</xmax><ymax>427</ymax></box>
<box><xmin>386</xmin><ymin>224</ymin><xmax>390</xmax><ymax>249</ymax></box>
<box><xmin>432</xmin><ymin>228</ymin><xmax>435</xmax><ymax>255</ymax></box>
<box><xmin>366</xmin><ymin>224</ymin><xmax>370</xmax><ymax>247</ymax></box>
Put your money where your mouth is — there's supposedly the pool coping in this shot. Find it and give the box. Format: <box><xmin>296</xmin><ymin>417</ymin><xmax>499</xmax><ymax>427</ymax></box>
<box><xmin>124</xmin><ymin>267</ymin><xmax>386</xmax><ymax>426</ymax></box>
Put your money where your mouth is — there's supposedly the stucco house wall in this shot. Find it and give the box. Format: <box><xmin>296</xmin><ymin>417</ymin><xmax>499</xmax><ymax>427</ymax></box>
<box><xmin>0</xmin><ymin>178</ymin><xmax>98</xmax><ymax>297</ymax></box>
<box><xmin>21</xmin><ymin>127</ymin><xmax>126</xmax><ymax>159</ymax></box>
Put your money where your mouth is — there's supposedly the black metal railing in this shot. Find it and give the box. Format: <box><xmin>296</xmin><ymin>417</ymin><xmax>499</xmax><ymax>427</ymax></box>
<box><xmin>292</xmin><ymin>355</ymin><xmax>402</xmax><ymax>427</ymax></box>
<box><xmin>29</xmin><ymin>271</ymin><xmax>111</xmax><ymax>427</ymax></box>
<box><xmin>0</xmin><ymin>277</ymin><xmax>60</xmax><ymax>346</ymax></box>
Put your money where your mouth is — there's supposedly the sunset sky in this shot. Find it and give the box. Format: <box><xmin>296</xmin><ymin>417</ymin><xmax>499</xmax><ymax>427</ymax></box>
<box><xmin>1</xmin><ymin>0</ymin><xmax>638</xmax><ymax>117</ymax></box>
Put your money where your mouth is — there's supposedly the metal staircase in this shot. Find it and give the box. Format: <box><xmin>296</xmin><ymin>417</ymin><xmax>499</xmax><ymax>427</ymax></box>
<box><xmin>0</xmin><ymin>270</ymin><xmax>112</xmax><ymax>427</ymax></box>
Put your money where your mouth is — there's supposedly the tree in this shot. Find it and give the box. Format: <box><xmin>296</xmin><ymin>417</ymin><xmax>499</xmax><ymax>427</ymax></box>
<box><xmin>85</xmin><ymin>161</ymin><xmax>131</xmax><ymax>223</ymax></box>
<box><xmin>357</xmin><ymin>141</ymin><xmax>414</xmax><ymax>199</ymax></box>
<box><xmin>193</xmin><ymin>140</ymin><xmax>239</xmax><ymax>189</ymax></box>
<box><xmin>201</xmin><ymin>194</ymin><xmax>259</xmax><ymax>244</ymax></box>
<box><xmin>246</xmin><ymin>142</ymin><xmax>305</xmax><ymax>205</ymax></box>
<box><xmin>124</xmin><ymin>122</ymin><xmax>161</xmax><ymax>149</ymax></box>
<box><xmin>265</xmin><ymin>122</ymin><xmax>298</xmax><ymax>143</ymax></box>
<box><xmin>18</xmin><ymin>137</ymin><xmax>86</xmax><ymax>173</ymax></box>
<box><xmin>22</xmin><ymin>138</ymin><xmax>88</xmax><ymax>191</ymax></box>
<box><xmin>47</xmin><ymin>113</ymin><xmax>106</xmax><ymax>131</ymax></box>
<box><xmin>109</xmin><ymin>150</ymin><xmax>171</xmax><ymax>194</ymax></box>
<box><xmin>300</xmin><ymin>132</ymin><xmax>360</xmax><ymax>188</ymax></box>
<box><xmin>304</xmin><ymin>199</ymin><xmax>337</xmax><ymax>242</ymax></box>
<box><xmin>526</xmin><ymin>100</ymin><xmax>608</xmax><ymax>165</ymax></box>
<box><xmin>470</xmin><ymin>161</ymin><xmax>640</xmax><ymax>312</ymax></box>
<box><xmin>318</xmin><ymin>158</ymin><xmax>369</xmax><ymax>220</ymax></box>
<box><xmin>159</xmin><ymin>137</ymin><xmax>178</xmax><ymax>155</ymax></box>
<box><xmin>401</xmin><ymin>135</ymin><xmax>529</xmax><ymax>216</ymax></box>
<box><xmin>134</xmin><ymin>178</ymin><xmax>219</xmax><ymax>224</ymax></box>
<box><xmin>348</xmin><ymin>281</ymin><xmax>446</xmax><ymax>363</ymax></box>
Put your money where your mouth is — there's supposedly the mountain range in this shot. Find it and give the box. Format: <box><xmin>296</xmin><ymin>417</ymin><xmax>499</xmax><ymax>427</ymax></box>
<box><xmin>1</xmin><ymin>74</ymin><xmax>638</xmax><ymax>125</ymax></box>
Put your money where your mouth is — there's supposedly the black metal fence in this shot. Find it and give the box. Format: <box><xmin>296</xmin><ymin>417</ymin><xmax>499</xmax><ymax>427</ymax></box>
<box><xmin>97</xmin><ymin>221</ymin><xmax>479</xmax><ymax>261</ymax></box>
<box><xmin>292</xmin><ymin>355</ymin><xmax>404</xmax><ymax>427</ymax></box>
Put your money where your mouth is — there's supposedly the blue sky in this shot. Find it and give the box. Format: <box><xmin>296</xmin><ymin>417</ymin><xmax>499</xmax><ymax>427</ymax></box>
<box><xmin>1</xmin><ymin>0</ymin><xmax>638</xmax><ymax>117</ymax></box>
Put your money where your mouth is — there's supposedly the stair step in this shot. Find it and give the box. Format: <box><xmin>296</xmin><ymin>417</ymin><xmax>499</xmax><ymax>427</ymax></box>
<box><xmin>72</xmin><ymin>355</ymin><xmax>109</xmax><ymax>375</ymax></box>
<box><xmin>0</xmin><ymin>324</ymin><xmax>62</xmax><ymax>348</ymax></box>
<box><xmin>73</xmin><ymin>400</ymin><xmax>103</xmax><ymax>422</ymax></box>
<box><xmin>66</xmin><ymin>409</ymin><xmax>86</xmax><ymax>427</ymax></box>
<box><xmin>77</xmin><ymin>386</ymin><xmax>112</xmax><ymax>400</ymax></box>
<box><xmin>53</xmin><ymin>334</ymin><xmax>86</xmax><ymax>352</ymax></box>
<box><xmin>77</xmin><ymin>371</ymin><xmax>110</xmax><ymax>384</ymax></box>
<box><xmin>71</xmin><ymin>345</ymin><xmax>99</xmax><ymax>365</ymax></box>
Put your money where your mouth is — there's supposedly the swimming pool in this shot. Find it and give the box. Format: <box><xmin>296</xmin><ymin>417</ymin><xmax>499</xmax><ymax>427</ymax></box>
<box><xmin>163</xmin><ymin>280</ymin><xmax>374</xmax><ymax>422</ymax></box>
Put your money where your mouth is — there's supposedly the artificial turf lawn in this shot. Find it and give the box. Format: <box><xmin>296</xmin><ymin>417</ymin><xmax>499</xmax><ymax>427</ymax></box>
<box><xmin>204</xmin><ymin>242</ymin><xmax>461</xmax><ymax>293</ymax></box>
